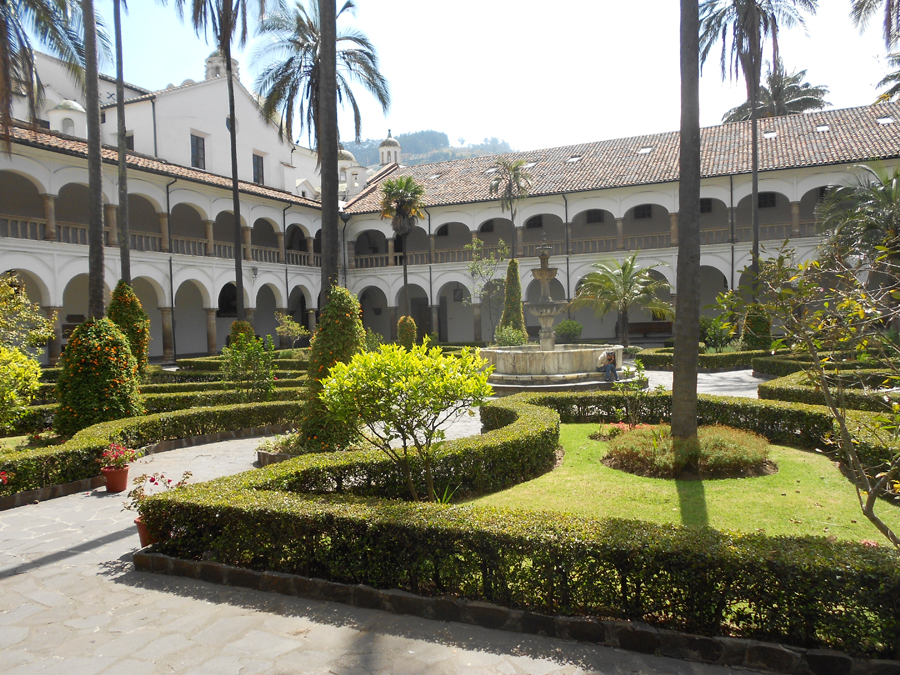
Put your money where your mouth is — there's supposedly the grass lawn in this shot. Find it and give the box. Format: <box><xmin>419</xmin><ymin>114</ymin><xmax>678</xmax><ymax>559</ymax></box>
<box><xmin>0</xmin><ymin>435</ymin><xmax>30</xmax><ymax>452</ymax></box>
<box><xmin>471</xmin><ymin>423</ymin><xmax>900</xmax><ymax>543</ymax></box>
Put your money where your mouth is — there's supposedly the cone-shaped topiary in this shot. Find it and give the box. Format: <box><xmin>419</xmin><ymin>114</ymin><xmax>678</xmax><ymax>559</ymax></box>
<box><xmin>499</xmin><ymin>258</ymin><xmax>526</xmax><ymax>333</ymax></box>
<box><xmin>742</xmin><ymin>304</ymin><xmax>771</xmax><ymax>350</ymax></box>
<box><xmin>397</xmin><ymin>315</ymin><xmax>417</xmax><ymax>350</ymax></box>
<box><xmin>229</xmin><ymin>320</ymin><xmax>255</xmax><ymax>344</ymax></box>
<box><xmin>55</xmin><ymin>318</ymin><xmax>144</xmax><ymax>437</ymax></box>
<box><xmin>107</xmin><ymin>281</ymin><xmax>150</xmax><ymax>378</ymax></box>
<box><xmin>299</xmin><ymin>286</ymin><xmax>365</xmax><ymax>451</ymax></box>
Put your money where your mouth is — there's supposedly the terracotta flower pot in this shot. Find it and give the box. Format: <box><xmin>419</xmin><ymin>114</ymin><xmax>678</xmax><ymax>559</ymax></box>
<box><xmin>101</xmin><ymin>466</ymin><xmax>129</xmax><ymax>493</ymax></box>
<box><xmin>134</xmin><ymin>516</ymin><xmax>156</xmax><ymax>548</ymax></box>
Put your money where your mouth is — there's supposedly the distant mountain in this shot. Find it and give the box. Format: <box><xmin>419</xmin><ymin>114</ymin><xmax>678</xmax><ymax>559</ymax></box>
<box><xmin>343</xmin><ymin>131</ymin><xmax>513</xmax><ymax>168</ymax></box>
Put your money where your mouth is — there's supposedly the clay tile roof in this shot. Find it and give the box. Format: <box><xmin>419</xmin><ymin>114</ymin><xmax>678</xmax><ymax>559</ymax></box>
<box><xmin>9</xmin><ymin>125</ymin><xmax>320</xmax><ymax>209</ymax></box>
<box><xmin>343</xmin><ymin>103</ymin><xmax>900</xmax><ymax>215</ymax></box>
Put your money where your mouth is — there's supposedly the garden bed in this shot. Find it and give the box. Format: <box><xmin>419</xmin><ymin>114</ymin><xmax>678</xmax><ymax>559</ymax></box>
<box><xmin>637</xmin><ymin>347</ymin><xmax>785</xmax><ymax>371</ymax></box>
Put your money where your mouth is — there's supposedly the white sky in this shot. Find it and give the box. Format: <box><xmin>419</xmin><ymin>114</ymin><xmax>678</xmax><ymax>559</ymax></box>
<box><xmin>95</xmin><ymin>0</ymin><xmax>888</xmax><ymax>152</ymax></box>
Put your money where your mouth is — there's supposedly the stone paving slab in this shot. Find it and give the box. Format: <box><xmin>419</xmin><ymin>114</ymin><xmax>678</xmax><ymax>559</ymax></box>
<box><xmin>0</xmin><ymin>403</ymin><xmax>753</xmax><ymax>674</ymax></box>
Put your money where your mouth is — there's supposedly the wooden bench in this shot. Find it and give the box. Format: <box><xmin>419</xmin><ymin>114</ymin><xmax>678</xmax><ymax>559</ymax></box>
<box><xmin>628</xmin><ymin>321</ymin><xmax>672</xmax><ymax>338</ymax></box>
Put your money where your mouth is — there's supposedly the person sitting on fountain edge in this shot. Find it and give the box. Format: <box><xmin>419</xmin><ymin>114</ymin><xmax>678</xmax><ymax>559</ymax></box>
<box><xmin>601</xmin><ymin>352</ymin><xmax>618</xmax><ymax>382</ymax></box>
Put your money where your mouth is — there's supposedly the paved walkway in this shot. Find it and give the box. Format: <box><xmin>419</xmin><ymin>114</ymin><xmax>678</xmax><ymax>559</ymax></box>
<box><xmin>0</xmin><ymin>381</ymin><xmax>762</xmax><ymax>675</ymax></box>
<box><xmin>642</xmin><ymin>368</ymin><xmax>772</xmax><ymax>399</ymax></box>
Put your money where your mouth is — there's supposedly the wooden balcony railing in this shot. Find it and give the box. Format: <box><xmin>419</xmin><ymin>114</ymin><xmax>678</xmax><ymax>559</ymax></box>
<box><xmin>171</xmin><ymin>236</ymin><xmax>207</xmax><ymax>257</ymax></box>
<box><xmin>130</xmin><ymin>232</ymin><xmax>163</xmax><ymax>252</ymax></box>
<box><xmin>252</xmin><ymin>246</ymin><xmax>280</xmax><ymax>263</ymax></box>
<box><xmin>285</xmin><ymin>249</ymin><xmax>310</xmax><ymax>266</ymax></box>
<box><xmin>0</xmin><ymin>216</ymin><xmax>45</xmax><ymax>241</ymax></box>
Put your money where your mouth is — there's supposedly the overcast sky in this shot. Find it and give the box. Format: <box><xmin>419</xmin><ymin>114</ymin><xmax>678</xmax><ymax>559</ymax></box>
<box><xmin>94</xmin><ymin>0</ymin><xmax>888</xmax><ymax>152</ymax></box>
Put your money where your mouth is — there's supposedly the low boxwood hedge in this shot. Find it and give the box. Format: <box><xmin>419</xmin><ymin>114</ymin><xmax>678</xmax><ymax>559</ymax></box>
<box><xmin>140</xmin><ymin>378</ymin><xmax>307</xmax><ymax>395</ymax></box>
<box><xmin>752</xmin><ymin>353</ymin><xmax>875</xmax><ymax>378</ymax></box>
<box><xmin>0</xmin><ymin>400</ymin><xmax>305</xmax><ymax>497</ymax></box>
<box><xmin>177</xmin><ymin>357</ymin><xmax>308</xmax><ymax>372</ymax></box>
<box><xmin>143</xmin><ymin>391</ymin><xmax>900</xmax><ymax>658</ymax></box>
<box><xmin>638</xmin><ymin>347</ymin><xmax>783</xmax><ymax>370</ymax></box>
<box><xmin>758</xmin><ymin>370</ymin><xmax>900</xmax><ymax>413</ymax></box>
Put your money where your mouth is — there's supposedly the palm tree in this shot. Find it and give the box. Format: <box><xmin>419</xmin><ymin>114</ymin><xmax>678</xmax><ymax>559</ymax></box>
<box><xmin>379</xmin><ymin>176</ymin><xmax>426</xmax><ymax>319</ymax></box>
<box><xmin>851</xmin><ymin>0</ymin><xmax>900</xmax><ymax>48</ymax></box>
<box><xmin>83</xmin><ymin>0</ymin><xmax>105</xmax><ymax>319</ymax></box>
<box><xmin>722</xmin><ymin>58</ymin><xmax>830</xmax><ymax>121</ymax></box>
<box><xmin>875</xmin><ymin>52</ymin><xmax>900</xmax><ymax>102</ymax></box>
<box><xmin>488</xmin><ymin>158</ymin><xmax>532</xmax><ymax>258</ymax></box>
<box><xmin>700</xmin><ymin>0</ymin><xmax>817</xmax><ymax>291</ymax></box>
<box><xmin>171</xmin><ymin>0</ymin><xmax>268</xmax><ymax>321</ymax></box>
<box><xmin>569</xmin><ymin>253</ymin><xmax>674</xmax><ymax>349</ymax></box>
<box><xmin>672</xmin><ymin>0</ymin><xmax>702</xmax><ymax>468</ymax></box>
<box><xmin>254</xmin><ymin>0</ymin><xmax>390</xmax><ymax>304</ymax></box>
<box><xmin>0</xmin><ymin>0</ymin><xmax>83</xmax><ymax>148</ymax></box>
<box><xmin>113</xmin><ymin>0</ymin><xmax>130</xmax><ymax>284</ymax></box>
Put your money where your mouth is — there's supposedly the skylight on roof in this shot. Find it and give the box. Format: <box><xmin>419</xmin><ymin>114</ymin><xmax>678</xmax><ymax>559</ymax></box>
<box><xmin>877</xmin><ymin>116</ymin><xmax>895</xmax><ymax>125</ymax></box>
<box><xmin>428</xmin><ymin>173</ymin><xmax>442</xmax><ymax>180</ymax></box>
<box><xmin>484</xmin><ymin>168</ymin><xmax>498</xmax><ymax>175</ymax></box>
<box><xmin>566</xmin><ymin>155</ymin><xmax>583</xmax><ymax>164</ymax></box>
<box><xmin>522</xmin><ymin>162</ymin><xmax>537</xmax><ymax>169</ymax></box>
<box><xmin>816</xmin><ymin>124</ymin><xmax>830</xmax><ymax>133</ymax></box>
<box><xmin>763</xmin><ymin>130</ymin><xmax>777</xmax><ymax>139</ymax></box>
<box><xmin>637</xmin><ymin>146</ymin><xmax>653</xmax><ymax>154</ymax></box>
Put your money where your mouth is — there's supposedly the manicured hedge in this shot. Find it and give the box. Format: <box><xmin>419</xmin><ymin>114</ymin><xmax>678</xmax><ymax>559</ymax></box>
<box><xmin>141</xmin><ymin>378</ymin><xmax>307</xmax><ymax>395</ymax></box>
<box><xmin>758</xmin><ymin>370</ymin><xmax>900</xmax><ymax>413</ymax></box>
<box><xmin>638</xmin><ymin>347</ymin><xmax>784</xmax><ymax>370</ymax></box>
<box><xmin>752</xmin><ymin>353</ymin><xmax>873</xmax><ymax>378</ymax></box>
<box><xmin>177</xmin><ymin>357</ymin><xmax>308</xmax><ymax>372</ymax></box>
<box><xmin>0</xmin><ymin>400</ymin><xmax>305</xmax><ymax>497</ymax></box>
<box><xmin>144</xmin><ymin>392</ymin><xmax>900</xmax><ymax>658</ymax></box>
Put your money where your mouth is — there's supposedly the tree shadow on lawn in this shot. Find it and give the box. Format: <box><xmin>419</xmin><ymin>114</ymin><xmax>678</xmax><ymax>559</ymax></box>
<box><xmin>675</xmin><ymin>479</ymin><xmax>709</xmax><ymax>528</ymax></box>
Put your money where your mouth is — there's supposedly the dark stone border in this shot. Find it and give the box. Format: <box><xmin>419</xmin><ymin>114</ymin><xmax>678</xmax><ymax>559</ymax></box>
<box><xmin>0</xmin><ymin>423</ymin><xmax>291</xmax><ymax>512</ymax></box>
<box><xmin>133</xmin><ymin>549</ymin><xmax>900</xmax><ymax>675</ymax></box>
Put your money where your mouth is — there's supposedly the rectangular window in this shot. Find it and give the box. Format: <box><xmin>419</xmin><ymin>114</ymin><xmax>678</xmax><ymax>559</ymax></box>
<box><xmin>586</xmin><ymin>209</ymin><xmax>604</xmax><ymax>224</ymax></box>
<box><xmin>481</xmin><ymin>220</ymin><xmax>494</xmax><ymax>233</ymax></box>
<box><xmin>125</xmin><ymin>134</ymin><xmax>134</xmax><ymax>151</ymax></box>
<box><xmin>526</xmin><ymin>215</ymin><xmax>543</xmax><ymax>229</ymax></box>
<box><xmin>190</xmin><ymin>134</ymin><xmax>205</xmax><ymax>170</ymax></box>
<box><xmin>758</xmin><ymin>192</ymin><xmax>777</xmax><ymax>209</ymax></box>
<box><xmin>700</xmin><ymin>198</ymin><xmax>713</xmax><ymax>214</ymax></box>
<box><xmin>634</xmin><ymin>204</ymin><xmax>652</xmax><ymax>219</ymax></box>
<box><xmin>100</xmin><ymin>112</ymin><xmax>106</xmax><ymax>124</ymax></box>
<box><xmin>252</xmin><ymin>154</ymin><xmax>264</xmax><ymax>184</ymax></box>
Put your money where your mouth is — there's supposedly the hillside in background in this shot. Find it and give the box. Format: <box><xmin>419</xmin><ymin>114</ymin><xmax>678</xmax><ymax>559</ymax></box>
<box><xmin>344</xmin><ymin>131</ymin><xmax>513</xmax><ymax>167</ymax></box>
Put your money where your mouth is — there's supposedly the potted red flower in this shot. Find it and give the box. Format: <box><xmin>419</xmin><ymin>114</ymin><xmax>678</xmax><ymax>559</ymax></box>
<box><xmin>98</xmin><ymin>443</ymin><xmax>138</xmax><ymax>493</ymax></box>
<box><xmin>124</xmin><ymin>471</ymin><xmax>192</xmax><ymax>547</ymax></box>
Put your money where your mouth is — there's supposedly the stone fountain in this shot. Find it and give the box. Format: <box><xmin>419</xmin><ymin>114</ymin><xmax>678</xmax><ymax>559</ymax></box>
<box><xmin>480</xmin><ymin>245</ymin><xmax>624</xmax><ymax>396</ymax></box>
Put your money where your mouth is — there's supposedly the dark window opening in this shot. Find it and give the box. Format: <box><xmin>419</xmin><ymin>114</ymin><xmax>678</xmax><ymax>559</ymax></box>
<box><xmin>480</xmin><ymin>220</ymin><xmax>494</xmax><ymax>233</ymax></box>
<box><xmin>36</xmin><ymin>119</ymin><xmax>50</xmax><ymax>129</ymax></box>
<box><xmin>100</xmin><ymin>112</ymin><xmax>106</xmax><ymax>124</ymax></box>
<box><xmin>634</xmin><ymin>204</ymin><xmax>652</xmax><ymax>219</ymax></box>
<box><xmin>436</xmin><ymin>224</ymin><xmax>449</xmax><ymax>237</ymax></box>
<box><xmin>125</xmin><ymin>134</ymin><xmax>134</xmax><ymax>151</ymax></box>
<box><xmin>217</xmin><ymin>283</ymin><xmax>237</xmax><ymax>318</ymax></box>
<box><xmin>758</xmin><ymin>192</ymin><xmax>777</xmax><ymax>209</ymax></box>
<box><xmin>586</xmin><ymin>209</ymin><xmax>604</xmax><ymax>224</ymax></box>
<box><xmin>191</xmin><ymin>134</ymin><xmax>205</xmax><ymax>170</ymax></box>
<box><xmin>252</xmin><ymin>154</ymin><xmax>264</xmax><ymax>185</ymax></box>
<box><xmin>700</xmin><ymin>198</ymin><xmax>713</xmax><ymax>214</ymax></box>
<box><xmin>525</xmin><ymin>215</ymin><xmax>543</xmax><ymax>229</ymax></box>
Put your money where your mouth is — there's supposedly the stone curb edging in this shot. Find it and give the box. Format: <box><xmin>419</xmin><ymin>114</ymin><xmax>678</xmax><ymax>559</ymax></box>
<box><xmin>0</xmin><ymin>423</ymin><xmax>291</xmax><ymax>512</ymax></box>
<box><xmin>132</xmin><ymin>549</ymin><xmax>900</xmax><ymax>675</ymax></box>
<box><xmin>0</xmin><ymin>475</ymin><xmax>106</xmax><ymax>511</ymax></box>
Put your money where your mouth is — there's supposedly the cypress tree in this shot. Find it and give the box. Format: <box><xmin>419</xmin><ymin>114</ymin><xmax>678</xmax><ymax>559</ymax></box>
<box><xmin>498</xmin><ymin>258</ymin><xmax>526</xmax><ymax>333</ymax></box>
<box><xmin>107</xmin><ymin>281</ymin><xmax>150</xmax><ymax>378</ymax></box>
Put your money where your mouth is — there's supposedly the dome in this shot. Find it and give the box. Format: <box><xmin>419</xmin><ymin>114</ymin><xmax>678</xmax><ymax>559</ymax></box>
<box><xmin>379</xmin><ymin>130</ymin><xmax>400</xmax><ymax>148</ymax></box>
<box><xmin>53</xmin><ymin>100</ymin><xmax>85</xmax><ymax>113</ymax></box>
<box><xmin>338</xmin><ymin>148</ymin><xmax>356</xmax><ymax>162</ymax></box>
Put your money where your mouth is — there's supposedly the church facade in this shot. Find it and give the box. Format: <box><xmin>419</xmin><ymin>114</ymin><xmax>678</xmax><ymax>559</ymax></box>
<box><xmin>2</xmin><ymin>53</ymin><xmax>899</xmax><ymax>362</ymax></box>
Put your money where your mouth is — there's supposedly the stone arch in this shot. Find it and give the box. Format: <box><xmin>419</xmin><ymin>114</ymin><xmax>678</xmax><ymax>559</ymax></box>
<box><xmin>0</xmin><ymin>170</ymin><xmax>45</xmax><ymax>222</ymax></box>
<box><xmin>518</xmin><ymin>200</ymin><xmax>565</xmax><ymax>224</ymax></box>
<box><xmin>168</xmin><ymin>190</ymin><xmax>211</xmax><ymax>221</ymax></box>
<box><xmin>621</xmin><ymin>201</ymin><xmax>671</xmax><ymax>247</ymax></box>
<box><xmin>251</xmin><ymin>217</ymin><xmax>279</xmax><ymax>248</ymax></box>
<box><xmin>476</xmin><ymin>216</ymin><xmax>515</xmax><ymax>252</ymax></box>
<box><xmin>173</xmin><ymin>275</ymin><xmax>212</xmax><ymax>309</ymax></box>
<box><xmin>174</xmin><ymin>278</ymin><xmax>209</xmax><ymax>355</ymax></box>
<box><xmin>569</xmin><ymin>274</ymin><xmax>615</xmax><ymax>341</ymax></box>
<box><xmin>394</xmin><ymin>283</ymin><xmax>431</xmax><ymax>338</ymax></box>
<box><xmin>433</xmin><ymin>221</ymin><xmax>470</xmax><ymax>255</ymax></box>
<box><xmin>0</xmin><ymin>157</ymin><xmax>51</xmax><ymax>194</ymax></box>
<box><xmin>699</xmin><ymin>265</ymin><xmax>730</xmax><ymax>317</ymax></box>
<box><xmin>734</xmin><ymin>188</ymin><xmax>792</xmax><ymax>242</ymax></box>
<box><xmin>213</xmin><ymin>211</ymin><xmax>243</xmax><ymax>253</ymax></box>
<box><xmin>358</xmin><ymin>285</ymin><xmax>390</xmax><ymax>339</ymax></box>
<box><xmin>520</xmin><ymin>212</ymin><xmax>565</xmax><ymax>253</ymax></box>
<box><xmin>255</xmin><ymin>279</ymin><xmax>285</xmax><ymax>309</ymax></box>
<box><xmin>698</xmin><ymin>196</ymin><xmax>732</xmax><ymax>245</ymax></box>
<box><xmin>404</xmin><ymin>224</ymin><xmax>429</xmax><ymax>261</ymax></box>
<box><xmin>254</xmin><ymin>283</ymin><xmax>280</xmax><ymax>346</ymax></box>
<box><xmin>354</xmin><ymin>229</ymin><xmax>389</xmax><ymax>266</ymax></box>
<box><xmin>129</xmin><ymin>274</ymin><xmax>167</xmax><ymax>308</ymax></box>
<box><xmin>436</xmin><ymin>279</ymin><xmax>474</xmax><ymax>343</ymax></box>
<box><xmin>130</xmin><ymin>277</ymin><xmax>164</xmax><ymax>358</ymax></box>
<box><xmin>620</xmin><ymin>192</ymin><xmax>675</xmax><ymax>215</ymax></box>
<box><xmin>170</xmin><ymin>202</ymin><xmax>206</xmax><ymax>243</ymax></box>
<box><xmin>2</xmin><ymin>267</ymin><xmax>50</xmax><ymax>307</ymax></box>
<box><xmin>570</xmin><ymin>207</ymin><xmax>617</xmax><ymax>248</ymax></box>
<box><xmin>429</xmin><ymin>211</ymin><xmax>474</xmax><ymax>232</ymax></box>
<box><xmin>125</xmin><ymin>180</ymin><xmax>165</xmax><ymax>213</ymax></box>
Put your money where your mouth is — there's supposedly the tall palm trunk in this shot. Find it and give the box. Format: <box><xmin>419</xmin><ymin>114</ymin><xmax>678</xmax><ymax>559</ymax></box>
<box><xmin>114</xmin><ymin>0</ymin><xmax>130</xmax><ymax>284</ymax></box>
<box><xmin>672</xmin><ymin>0</ymin><xmax>702</xmax><ymax>468</ymax></box>
<box><xmin>318</xmin><ymin>0</ymin><xmax>338</xmax><ymax>303</ymax></box>
<box><xmin>223</xmin><ymin>35</ymin><xmax>245</xmax><ymax>321</ymax></box>
<box><xmin>619</xmin><ymin>308</ymin><xmax>629</xmax><ymax>349</ymax></box>
<box><xmin>402</xmin><ymin>231</ymin><xmax>410</xmax><ymax>317</ymax></box>
<box><xmin>83</xmin><ymin>0</ymin><xmax>104</xmax><ymax>319</ymax></box>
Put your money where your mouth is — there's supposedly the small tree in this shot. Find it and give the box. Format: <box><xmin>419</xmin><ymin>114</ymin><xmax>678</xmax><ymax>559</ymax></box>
<box><xmin>221</xmin><ymin>333</ymin><xmax>275</xmax><ymax>402</ymax></box>
<box><xmin>274</xmin><ymin>311</ymin><xmax>310</xmax><ymax>348</ymax></box>
<box><xmin>0</xmin><ymin>346</ymin><xmax>41</xmax><ymax>432</ymax></box>
<box><xmin>229</xmin><ymin>320</ymin><xmax>255</xmax><ymax>344</ymax></box>
<box><xmin>107</xmin><ymin>281</ymin><xmax>150</xmax><ymax>378</ymax></box>
<box><xmin>0</xmin><ymin>272</ymin><xmax>54</xmax><ymax>352</ymax></box>
<box><xmin>741</xmin><ymin>304</ymin><xmax>772</xmax><ymax>350</ymax></box>
<box><xmin>397</xmin><ymin>315</ymin><xmax>417</xmax><ymax>350</ymax></box>
<box><xmin>498</xmin><ymin>258</ymin><xmax>526</xmax><ymax>334</ymax></box>
<box><xmin>298</xmin><ymin>285</ymin><xmax>365</xmax><ymax>452</ymax></box>
<box><xmin>321</xmin><ymin>343</ymin><xmax>493</xmax><ymax>501</ymax></box>
<box><xmin>465</xmin><ymin>238</ymin><xmax>509</xmax><ymax>340</ymax></box>
<box><xmin>55</xmin><ymin>318</ymin><xmax>144</xmax><ymax>437</ymax></box>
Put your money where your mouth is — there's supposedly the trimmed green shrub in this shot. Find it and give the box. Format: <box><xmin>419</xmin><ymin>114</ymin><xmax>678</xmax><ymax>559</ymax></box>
<box><xmin>0</xmin><ymin>346</ymin><xmax>41</xmax><ymax>432</ymax></box>
<box><xmin>177</xmin><ymin>357</ymin><xmax>307</xmax><ymax>373</ymax></box>
<box><xmin>0</xmin><ymin>400</ymin><xmax>304</xmax><ymax>497</ymax></box>
<box><xmin>364</xmin><ymin>327</ymin><xmax>384</xmax><ymax>352</ymax></box>
<box><xmin>494</xmin><ymin>325</ymin><xmax>528</xmax><ymax>346</ymax></box>
<box><xmin>397</xmin><ymin>315</ymin><xmax>417</xmax><ymax>350</ymax></box>
<box><xmin>757</xmin><ymin>369</ymin><xmax>900</xmax><ymax>412</ymax></box>
<box><xmin>605</xmin><ymin>424</ymin><xmax>769</xmax><ymax>477</ymax></box>
<box><xmin>298</xmin><ymin>286</ymin><xmax>365</xmax><ymax>452</ymax></box>
<box><xmin>499</xmin><ymin>258</ymin><xmax>526</xmax><ymax>333</ymax></box>
<box><xmin>554</xmin><ymin>319</ymin><xmax>583</xmax><ymax>343</ymax></box>
<box><xmin>229</xmin><ymin>320</ymin><xmax>255</xmax><ymax>344</ymax></box>
<box><xmin>221</xmin><ymin>333</ymin><xmax>276</xmax><ymax>402</ymax></box>
<box><xmin>107</xmin><ymin>281</ymin><xmax>151</xmax><ymax>377</ymax></box>
<box><xmin>639</xmin><ymin>347</ymin><xmax>781</xmax><ymax>370</ymax></box>
<box><xmin>741</xmin><ymin>304</ymin><xmax>771</xmax><ymax>350</ymax></box>
<box><xmin>54</xmin><ymin>318</ymin><xmax>144</xmax><ymax>437</ymax></box>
